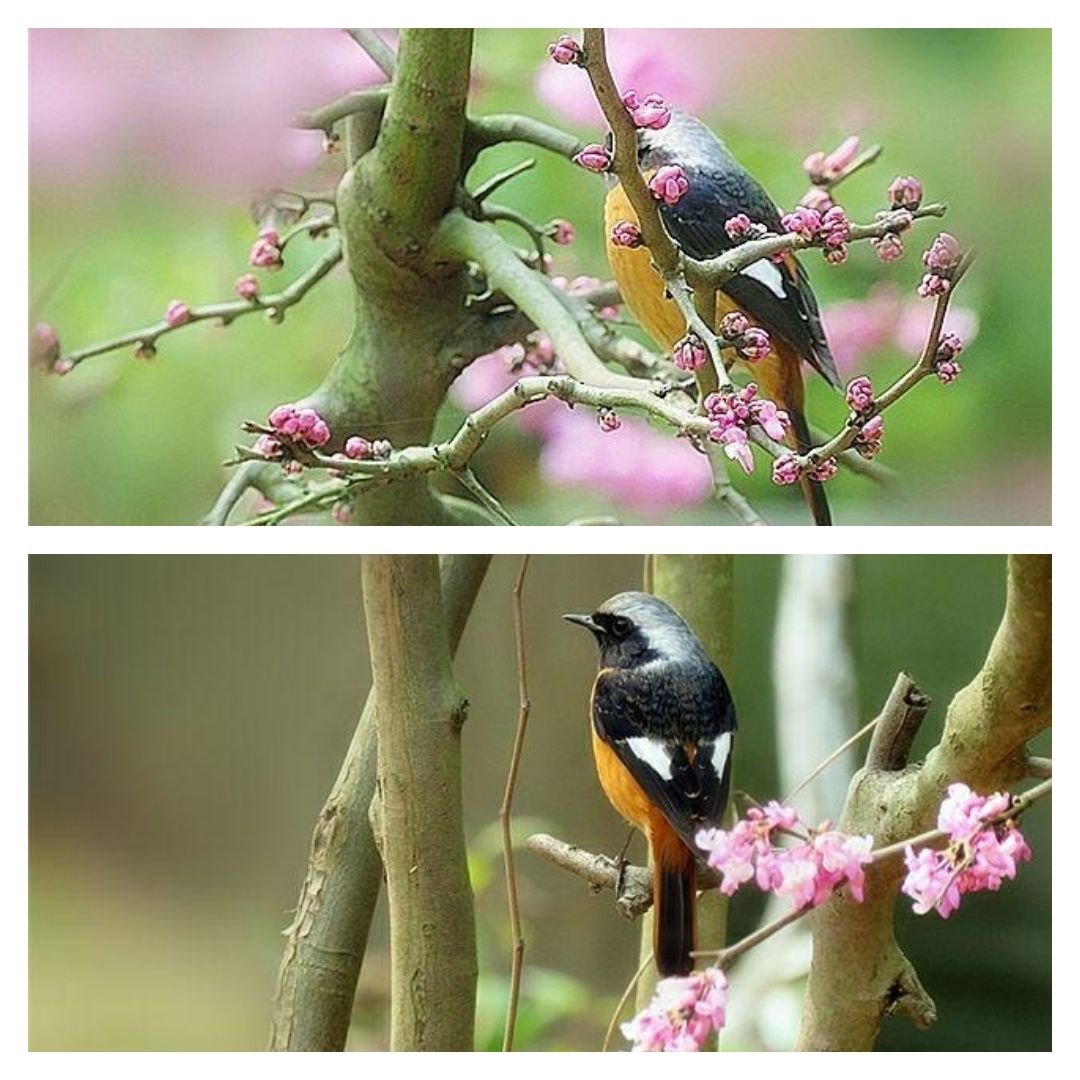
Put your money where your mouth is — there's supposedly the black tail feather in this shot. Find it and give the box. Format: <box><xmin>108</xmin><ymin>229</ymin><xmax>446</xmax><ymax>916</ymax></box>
<box><xmin>654</xmin><ymin>852</ymin><xmax>696</xmax><ymax>977</ymax></box>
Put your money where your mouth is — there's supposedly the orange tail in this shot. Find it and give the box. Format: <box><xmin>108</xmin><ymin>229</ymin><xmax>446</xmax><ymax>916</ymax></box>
<box><xmin>755</xmin><ymin>342</ymin><xmax>832</xmax><ymax>527</ymax></box>
<box><xmin>651</xmin><ymin>824</ymin><xmax>697</xmax><ymax>976</ymax></box>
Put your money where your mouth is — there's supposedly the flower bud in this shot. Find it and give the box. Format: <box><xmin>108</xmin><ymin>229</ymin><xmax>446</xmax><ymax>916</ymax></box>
<box><xmin>737</xmin><ymin>327</ymin><xmax>771</xmax><ymax>361</ymax></box>
<box><xmin>331</xmin><ymin>501</ymin><xmax>353</xmax><ymax>524</ymax></box>
<box><xmin>872</xmin><ymin>233</ymin><xmax>904</xmax><ymax>262</ymax></box>
<box><xmin>597</xmin><ymin>406</ymin><xmax>621</xmax><ymax>432</ymax></box>
<box><xmin>936</xmin><ymin>333</ymin><xmax>964</xmax><ymax>361</ymax></box>
<box><xmin>269</xmin><ymin>403</ymin><xmax>297</xmax><ymax>431</ymax></box>
<box><xmin>673</xmin><ymin>333</ymin><xmax>708</xmax><ymax>371</ymax></box>
<box><xmin>820</xmin><ymin>205</ymin><xmax>851</xmax><ymax>248</ymax></box>
<box><xmin>724</xmin><ymin>214</ymin><xmax>753</xmax><ymax>240</ymax></box>
<box><xmin>845</xmin><ymin>375</ymin><xmax>874</xmax><ymax>412</ymax></box>
<box><xmin>772</xmin><ymin>453</ymin><xmax>802</xmax><ymax>486</ymax></box>
<box><xmin>622</xmin><ymin>90</ymin><xmax>671</xmax><ymax>130</ymax></box>
<box><xmin>164</xmin><ymin>300</ymin><xmax>191</xmax><ymax>327</ymax></box>
<box><xmin>719</xmin><ymin>312</ymin><xmax>750</xmax><ymax>339</ymax></box>
<box><xmin>31</xmin><ymin>322</ymin><xmax>60</xmax><ymax>368</ymax></box>
<box><xmin>808</xmin><ymin>457</ymin><xmax>839</xmax><ymax>482</ymax></box>
<box><xmin>249</xmin><ymin>228</ymin><xmax>283</xmax><ymax>270</ymax></box>
<box><xmin>648</xmin><ymin>165</ymin><xmax>689</xmax><ymax>205</ymax></box>
<box><xmin>780</xmin><ymin>206</ymin><xmax>822</xmax><ymax>241</ymax></box>
<box><xmin>344</xmin><ymin>435</ymin><xmax>373</xmax><ymax>460</ymax></box>
<box><xmin>234</xmin><ymin>274</ymin><xmax>260</xmax><ymax>300</ymax></box>
<box><xmin>550</xmin><ymin>219</ymin><xmax>575</xmax><ymax>245</ymax></box>
<box><xmin>888</xmin><ymin>175</ymin><xmax>923</xmax><ymax>211</ymax></box>
<box><xmin>922</xmin><ymin>233</ymin><xmax>963</xmax><ymax>274</ymax></box>
<box><xmin>548</xmin><ymin>35</ymin><xmax>583</xmax><ymax>65</ymax></box>
<box><xmin>573</xmin><ymin>143</ymin><xmax>612</xmax><ymax>173</ymax></box>
<box><xmin>935</xmin><ymin>359</ymin><xmax>962</xmax><ymax>384</ymax></box>
<box><xmin>918</xmin><ymin>273</ymin><xmax>950</xmax><ymax>298</ymax></box>
<box><xmin>371</xmin><ymin>438</ymin><xmax>393</xmax><ymax>459</ymax></box>
<box><xmin>610</xmin><ymin>220</ymin><xmax>644</xmax><ymax>248</ymax></box>
<box><xmin>254</xmin><ymin>434</ymin><xmax>283</xmax><ymax>459</ymax></box>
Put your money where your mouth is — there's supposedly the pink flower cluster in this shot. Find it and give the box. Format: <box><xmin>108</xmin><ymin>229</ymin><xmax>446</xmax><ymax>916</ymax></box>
<box><xmin>249</xmin><ymin>228</ymin><xmax>284</xmax><ymax>270</ymax></box>
<box><xmin>649</xmin><ymin>165</ymin><xmax>688</xmax><ymax>205</ymax></box>
<box><xmin>573</xmin><ymin>143</ymin><xmax>611</xmax><ymax>174</ymax></box>
<box><xmin>854</xmin><ymin>414</ymin><xmax>884</xmax><ymax>459</ymax></box>
<box><xmin>549</xmin><ymin>219</ymin><xmax>575</xmax><ymax>245</ymax></box>
<box><xmin>696</xmin><ymin>802</ymin><xmax>874</xmax><ymax>910</ymax></box>
<box><xmin>596</xmin><ymin>406</ymin><xmax>621</xmax><ymax>433</ymax></box>
<box><xmin>547</xmin><ymin>35</ymin><xmax>582</xmax><ymax>66</ymax></box>
<box><xmin>901</xmin><ymin>784</ymin><xmax>1031</xmax><ymax>918</ymax></box>
<box><xmin>802</xmin><ymin>136</ymin><xmax>860</xmax><ymax>186</ymax></box>
<box><xmin>622</xmin><ymin>967</ymin><xmax>728</xmax><ymax>1052</ymax></box>
<box><xmin>718</xmin><ymin>312</ymin><xmax>770</xmax><ymax>361</ymax></box>
<box><xmin>704</xmin><ymin>384</ymin><xmax>789</xmax><ymax>475</ymax></box>
<box><xmin>622</xmin><ymin>90</ymin><xmax>671</xmax><ymax>130</ymax></box>
<box><xmin>845</xmin><ymin>375</ymin><xmax>874</xmax><ymax>413</ymax></box>
<box><xmin>918</xmin><ymin>233</ymin><xmax>963</xmax><ymax>297</ymax></box>
<box><xmin>724</xmin><ymin>214</ymin><xmax>765</xmax><ymax>242</ymax></box>
<box><xmin>779</xmin><ymin>204</ymin><xmax>850</xmax><ymax>262</ymax></box>
<box><xmin>256</xmin><ymin>403</ymin><xmax>332</xmax><ymax>460</ymax></box>
<box><xmin>234</xmin><ymin>273</ymin><xmax>260</xmax><ymax>300</ymax></box>
<box><xmin>780</xmin><ymin>205</ymin><xmax>821</xmax><ymax>242</ymax></box>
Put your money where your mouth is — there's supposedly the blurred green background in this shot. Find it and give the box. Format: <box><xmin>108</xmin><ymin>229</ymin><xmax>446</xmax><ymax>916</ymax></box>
<box><xmin>29</xmin><ymin>555</ymin><xmax>1051</xmax><ymax>1050</ymax></box>
<box><xmin>29</xmin><ymin>29</ymin><xmax>1051</xmax><ymax>524</ymax></box>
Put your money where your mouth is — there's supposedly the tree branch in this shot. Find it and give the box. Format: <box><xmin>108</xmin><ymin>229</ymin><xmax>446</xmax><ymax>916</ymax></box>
<box><xmin>362</xmin><ymin>555</ymin><xmax>479</xmax><ymax>1051</ymax></box>
<box><xmin>269</xmin><ymin>555</ymin><xmax>489</xmax><ymax>1051</ymax></box>
<box><xmin>796</xmin><ymin>555</ymin><xmax>1052</xmax><ymax>1051</ymax></box>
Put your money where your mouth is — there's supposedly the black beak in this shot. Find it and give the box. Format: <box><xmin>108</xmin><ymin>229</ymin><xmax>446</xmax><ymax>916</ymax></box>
<box><xmin>562</xmin><ymin>612</ymin><xmax>599</xmax><ymax>632</ymax></box>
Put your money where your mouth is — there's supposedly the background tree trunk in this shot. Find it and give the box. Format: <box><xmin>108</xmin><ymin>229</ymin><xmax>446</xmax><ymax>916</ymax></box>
<box><xmin>362</xmin><ymin>555</ymin><xmax>479</xmax><ymax>1050</ymax></box>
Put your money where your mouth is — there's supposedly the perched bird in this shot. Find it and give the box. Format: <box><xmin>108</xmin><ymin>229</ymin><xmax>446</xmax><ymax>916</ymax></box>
<box><xmin>604</xmin><ymin>111</ymin><xmax>842</xmax><ymax>525</ymax></box>
<box><xmin>564</xmin><ymin>591</ymin><xmax>737</xmax><ymax>976</ymax></box>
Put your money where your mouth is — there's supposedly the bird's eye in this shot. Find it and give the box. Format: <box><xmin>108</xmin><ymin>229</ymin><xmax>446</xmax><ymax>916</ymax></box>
<box><xmin>610</xmin><ymin>616</ymin><xmax>632</xmax><ymax>637</ymax></box>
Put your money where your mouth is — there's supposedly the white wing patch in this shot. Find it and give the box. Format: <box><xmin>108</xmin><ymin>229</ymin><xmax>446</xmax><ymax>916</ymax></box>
<box><xmin>699</xmin><ymin>731</ymin><xmax>733</xmax><ymax>778</ymax></box>
<box><xmin>626</xmin><ymin>736</ymin><xmax>673</xmax><ymax>780</ymax></box>
<box><xmin>743</xmin><ymin>259</ymin><xmax>787</xmax><ymax>299</ymax></box>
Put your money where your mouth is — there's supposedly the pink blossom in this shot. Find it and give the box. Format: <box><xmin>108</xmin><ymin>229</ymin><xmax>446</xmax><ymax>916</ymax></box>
<box><xmin>267</xmin><ymin>402</ymin><xmax>331</xmax><ymax>448</ymax></box>
<box><xmin>344</xmin><ymin>435</ymin><xmax>372</xmax><ymax>460</ymax></box>
<box><xmin>673</xmin><ymin>333</ymin><xmax>708</xmax><ymax>372</ymax></box>
<box><xmin>801</xmin><ymin>188</ymin><xmax>834</xmax><ymax>214</ymax></box>
<box><xmin>901</xmin><ymin>786</ymin><xmax>1032</xmax><ymax>919</ymax></box>
<box><xmin>611</xmin><ymin>220</ymin><xmax>644</xmax><ymax>249</ymax></box>
<box><xmin>719</xmin><ymin>312</ymin><xmax>750</xmax><ymax>339</ymax></box>
<box><xmin>724</xmin><ymin>214</ymin><xmax>754</xmax><ymax>241</ymax></box>
<box><xmin>845</xmin><ymin>375</ymin><xmax>874</xmax><ymax>412</ymax></box>
<box><xmin>824</xmin><ymin>246</ymin><xmax>848</xmax><ymax>265</ymax></box>
<box><xmin>163</xmin><ymin>299</ymin><xmax>191</xmax><ymax>327</ymax></box>
<box><xmin>597</xmin><ymin>407</ymin><xmax>621</xmax><ymax>433</ymax></box>
<box><xmin>550</xmin><ymin>219</ymin><xmax>575</xmax><ymax>245</ymax></box>
<box><xmin>752</xmin><ymin>398</ymin><xmax>789</xmax><ymax>441</ymax></box>
<box><xmin>718</xmin><ymin>425</ymin><xmax>754</xmax><ymax>474</ymax></box>
<box><xmin>572</xmin><ymin>143</ymin><xmax>611</xmax><ymax>173</ymax></box>
<box><xmin>622</xmin><ymin>90</ymin><xmax>672</xmax><ymax>130</ymax></box>
<box><xmin>547</xmin><ymin>34</ymin><xmax>582</xmax><ymax>65</ymax></box>
<box><xmin>821</xmin><ymin>285</ymin><xmax>904</xmax><ymax>374</ymax></box>
<box><xmin>780</xmin><ymin>206</ymin><xmax>821</xmax><ymax>241</ymax></box>
<box><xmin>872</xmin><ymin>233</ymin><xmax>904</xmax><ymax>262</ymax></box>
<box><xmin>918</xmin><ymin>273</ymin><xmax>950</xmax><ymax>298</ymax></box>
<box><xmin>936</xmin><ymin>332</ymin><xmax>964</xmax><ymax>362</ymax></box>
<box><xmin>772</xmin><ymin>453</ymin><xmax>801</xmax><ymax>486</ymax></box>
<box><xmin>737</xmin><ymin>327</ymin><xmax>771</xmax><ymax>361</ymax></box>
<box><xmin>249</xmin><ymin>228</ymin><xmax>283</xmax><ymax>270</ymax></box>
<box><xmin>622</xmin><ymin>967</ymin><xmax>728</xmax><ymax>1052</ymax></box>
<box><xmin>888</xmin><ymin>175</ymin><xmax>923</xmax><ymax>211</ymax></box>
<box><xmin>234</xmin><ymin>273</ymin><xmax>260</xmax><ymax>300</ymax></box>
<box><xmin>51</xmin><ymin>356</ymin><xmax>75</xmax><ymax>376</ymax></box>
<box><xmin>923</xmin><ymin>232</ymin><xmax>963</xmax><ymax>274</ymax></box>
<box><xmin>649</xmin><ymin>165</ymin><xmax>689</xmax><ymax>205</ymax></box>
<box><xmin>330</xmin><ymin>500</ymin><xmax>352</xmax><ymax>524</ymax></box>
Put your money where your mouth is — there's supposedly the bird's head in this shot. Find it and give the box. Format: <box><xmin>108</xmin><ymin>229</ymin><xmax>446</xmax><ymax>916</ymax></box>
<box><xmin>636</xmin><ymin>110</ymin><xmax>731</xmax><ymax>173</ymax></box>
<box><xmin>563</xmin><ymin>590</ymin><xmax>708</xmax><ymax>670</ymax></box>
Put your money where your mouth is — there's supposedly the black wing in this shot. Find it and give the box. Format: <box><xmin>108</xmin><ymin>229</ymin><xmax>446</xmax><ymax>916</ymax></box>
<box><xmin>659</xmin><ymin>162</ymin><xmax>841</xmax><ymax>390</ymax></box>
<box><xmin>593</xmin><ymin>663</ymin><xmax>735</xmax><ymax>848</ymax></box>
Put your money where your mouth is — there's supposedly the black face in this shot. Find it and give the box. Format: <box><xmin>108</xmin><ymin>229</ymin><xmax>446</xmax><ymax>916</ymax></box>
<box><xmin>564</xmin><ymin>610</ymin><xmax>654</xmax><ymax>668</ymax></box>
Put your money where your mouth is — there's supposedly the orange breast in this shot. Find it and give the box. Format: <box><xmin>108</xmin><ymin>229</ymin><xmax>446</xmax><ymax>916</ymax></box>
<box><xmin>592</xmin><ymin>728</ymin><xmax>653</xmax><ymax>833</ymax></box>
<box><xmin>603</xmin><ymin>182</ymin><xmax>792</xmax><ymax>418</ymax></box>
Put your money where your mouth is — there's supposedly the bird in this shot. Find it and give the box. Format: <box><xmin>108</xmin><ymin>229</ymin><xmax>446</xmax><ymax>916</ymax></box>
<box><xmin>564</xmin><ymin>591</ymin><xmax>737</xmax><ymax>976</ymax></box>
<box><xmin>604</xmin><ymin>110</ymin><xmax>842</xmax><ymax>525</ymax></box>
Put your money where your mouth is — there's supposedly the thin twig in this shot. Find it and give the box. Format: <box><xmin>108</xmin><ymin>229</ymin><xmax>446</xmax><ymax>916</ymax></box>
<box><xmin>59</xmin><ymin>241</ymin><xmax>343</xmax><ymax>370</ymax></box>
<box><xmin>451</xmin><ymin>467</ymin><xmax>517</xmax><ymax>525</ymax></box>
<box><xmin>1026</xmin><ymin>756</ymin><xmax>1052</xmax><ymax>779</ymax></box>
<box><xmin>602</xmin><ymin>952</ymin><xmax>654</xmax><ymax>1052</ymax></box>
<box><xmin>346</xmin><ymin>29</ymin><xmax>397</xmax><ymax>76</ymax></box>
<box><xmin>783</xmin><ymin>712</ymin><xmax>883</xmax><ymax>805</ymax></box>
<box><xmin>500</xmin><ymin>556</ymin><xmax>532</xmax><ymax>1051</ymax></box>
